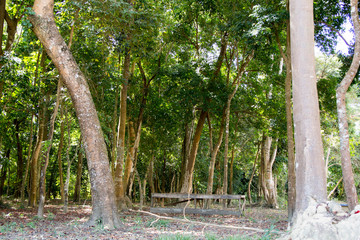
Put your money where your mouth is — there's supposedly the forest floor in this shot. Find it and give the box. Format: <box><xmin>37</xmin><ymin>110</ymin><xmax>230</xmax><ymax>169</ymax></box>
<box><xmin>0</xmin><ymin>199</ymin><xmax>288</xmax><ymax>240</ymax></box>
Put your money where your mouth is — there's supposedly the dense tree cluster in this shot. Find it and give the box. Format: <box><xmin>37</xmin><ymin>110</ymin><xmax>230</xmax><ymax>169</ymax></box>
<box><xmin>0</xmin><ymin>0</ymin><xmax>360</xmax><ymax>228</ymax></box>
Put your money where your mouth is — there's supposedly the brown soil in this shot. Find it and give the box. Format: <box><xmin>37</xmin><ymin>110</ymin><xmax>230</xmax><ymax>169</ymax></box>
<box><xmin>0</xmin><ymin>200</ymin><xmax>287</xmax><ymax>240</ymax></box>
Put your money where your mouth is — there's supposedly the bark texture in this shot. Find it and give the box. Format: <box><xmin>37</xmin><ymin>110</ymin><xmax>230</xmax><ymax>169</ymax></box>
<box><xmin>335</xmin><ymin>0</ymin><xmax>360</xmax><ymax>211</ymax></box>
<box><xmin>290</xmin><ymin>0</ymin><xmax>327</xmax><ymax>212</ymax></box>
<box><xmin>30</xmin><ymin>0</ymin><xmax>120</xmax><ymax>228</ymax></box>
<box><xmin>180</xmin><ymin>110</ymin><xmax>207</xmax><ymax>193</ymax></box>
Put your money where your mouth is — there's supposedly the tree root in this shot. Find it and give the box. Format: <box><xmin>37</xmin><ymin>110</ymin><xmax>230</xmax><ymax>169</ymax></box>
<box><xmin>129</xmin><ymin>209</ymin><xmax>284</xmax><ymax>235</ymax></box>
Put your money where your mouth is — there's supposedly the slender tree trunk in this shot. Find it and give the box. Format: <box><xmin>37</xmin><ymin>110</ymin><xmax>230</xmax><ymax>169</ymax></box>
<box><xmin>57</xmin><ymin>104</ymin><xmax>65</xmax><ymax>201</ymax></box>
<box><xmin>180</xmin><ymin>116</ymin><xmax>195</xmax><ymax>190</ymax></box>
<box><xmin>38</xmin><ymin>79</ymin><xmax>62</xmax><ymax>217</ymax></box>
<box><xmin>223</xmin><ymin>101</ymin><xmax>231</xmax><ymax>207</ymax></box>
<box><xmin>111</xmin><ymin>88</ymin><xmax>119</xmax><ymax>178</ymax></box>
<box><xmin>73</xmin><ymin>147</ymin><xmax>83</xmax><ymax>203</ymax></box>
<box><xmin>260</xmin><ymin>136</ymin><xmax>272</xmax><ymax>203</ymax></box>
<box><xmin>14</xmin><ymin>119</ymin><xmax>24</xmax><ymax>197</ymax></box>
<box><xmin>335</xmin><ymin>0</ymin><xmax>360</xmax><ymax>211</ymax></box>
<box><xmin>135</xmin><ymin>169</ymin><xmax>143</xmax><ymax>210</ymax></box>
<box><xmin>3</xmin><ymin>11</ymin><xmax>17</xmax><ymax>52</ymax></box>
<box><xmin>20</xmin><ymin>114</ymin><xmax>34</xmax><ymax>205</ymax></box>
<box><xmin>290</xmin><ymin>0</ymin><xmax>327</xmax><ymax>212</ymax></box>
<box><xmin>327</xmin><ymin>177</ymin><xmax>343</xmax><ymax>199</ymax></box>
<box><xmin>0</xmin><ymin>149</ymin><xmax>9</xmax><ymax>197</ymax></box>
<box><xmin>29</xmin><ymin>99</ymin><xmax>47</xmax><ymax>208</ymax></box>
<box><xmin>180</xmin><ymin>110</ymin><xmax>207</xmax><ymax>194</ymax></box>
<box><xmin>114</xmin><ymin>50</ymin><xmax>130</xmax><ymax>206</ymax></box>
<box><xmin>275</xmin><ymin>5</ymin><xmax>296</xmax><ymax>220</ymax></box>
<box><xmin>64</xmin><ymin>116</ymin><xmax>80</xmax><ymax>213</ymax></box>
<box><xmin>206</xmin><ymin>112</ymin><xmax>226</xmax><ymax>196</ymax></box>
<box><xmin>122</xmin><ymin>121</ymin><xmax>136</xmax><ymax>197</ymax></box>
<box><xmin>0</xmin><ymin>0</ymin><xmax>6</xmax><ymax>57</ymax></box>
<box><xmin>148</xmin><ymin>155</ymin><xmax>155</xmax><ymax>194</ymax></box>
<box><xmin>30</xmin><ymin>0</ymin><xmax>120</xmax><ymax>228</ymax></box>
<box><xmin>229</xmin><ymin>148</ymin><xmax>235</xmax><ymax>196</ymax></box>
<box><xmin>265</xmin><ymin>139</ymin><xmax>278</xmax><ymax>208</ymax></box>
<box><xmin>46</xmin><ymin>159</ymin><xmax>57</xmax><ymax>200</ymax></box>
<box><xmin>248</xmin><ymin>143</ymin><xmax>260</xmax><ymax>204</ymax></box>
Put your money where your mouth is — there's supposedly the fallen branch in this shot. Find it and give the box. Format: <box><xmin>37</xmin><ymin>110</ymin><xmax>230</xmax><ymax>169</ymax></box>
<box><xmin>129</xmin><ymin>209</ymin><xmax>283</xmax><ymax>235</ymax></box>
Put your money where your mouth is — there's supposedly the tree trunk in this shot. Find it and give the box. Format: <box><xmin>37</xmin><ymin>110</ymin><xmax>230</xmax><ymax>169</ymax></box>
<box><xmin>29</xmin><ymin>98</ymin><xmax>47</xmax><ymax>208</ymax></box>
<box><xmin>206</xmin><ymin>111</ymin><xmax>226</xmax><ymax>196</ymax></box>
<box><xmin>260</xmin><ymin>136</ymin><xmax>272</xmax><ymax>203</ymax></box>
<box><xmin>38</xmin><ymin>79</ymin><xmax>62</xmax><ymax>217</ymax></box>
<box><xmin>223</xmin><ymin>101</ymin><xmax>231</xmax><ymax>207</ymax></box>
<box><xmin>122</xmin><ymin>121</ymin><xmax>136</xmax><ymax>197</ymax></box>
<box><xmin>148</xmin><ymin>155</ymin><xmax>155</xmax><ymax>195</ymax></box>
<box><xmin>180</xmin><ymin>110</ymin><xmax>207</xmax><ymax>194</ymax></box>
<box><xmin>248</xmin><ymin>143</ymin><xmax>260</xmax><ymax>204</ymax></box>
<box><xmin>180</xmin><ymin>116</ymin><xmax>195</xmax><ymax>190</ymax></box>
<box><xmin>275</xmin><ymin>2</ymin><xmax>296</xmax><ymax>220</ymax></box>
<box><xmin>0</xmin><ymin>149</ymin><xmax>10</xmax><ymax>197</ymax></box>
<box><xmin>135</xmin><ymin>169</ymin><xmax>143</xmax><ymax>210</ymax></box>
<box><xmin>30</xmin><ymin>0</ymin><xmax>120</xmax><ymax>228</ymax></box>
<box><xmin>14</xmin><ymin>119</ymin><xmax>24</xmax><ymax>197</ymax></box>
<box><xmin>46</xmin><ymin>159</ymin><xmax>57</xmax><ymax>200</ymax></box>
<box><xmin>335</xmin><ymin>0</ymin><xmax>360</xmax><ymax>211</ymax></box>
<box><xmin>57</xmin><ymin>103</ymin><xmax>65</xmax><ymax>201</ymax></box>
<box><xmin>20</xmin><ymin>114</ymin><xmax>34</xmax><ymax>206</ymax></box>
<box><xmin>114</xmin><ymin>50</ymin><xmax>130</xmax><ymax>206</ymax></box>
<box><xmin>290</xmin><ymin>0</ymin><xmax>327</xmax><ymax>212</ymax></box>
<box><xmin>265</xmin><ymin>139</ymin><xmax>278</xmax><ymax>208</ymax></box>
<box><xmin>229</xmin><ymin>148</ymin><xmax>235</xmax><ymax>196</ymax></box>
<box><xmin>0</xmin><ymin>0</ymin><xmax>6</xmax><ymax>57</ymax></box>
<box><xmin>73</xmin><ymin>146</ymin><xmax>83</xmax><ymax>203</ymax></box>
<box><xmin>110</xmin><ymin>87</ymin><xmax>119</xmax><ymax>178</ymax></box>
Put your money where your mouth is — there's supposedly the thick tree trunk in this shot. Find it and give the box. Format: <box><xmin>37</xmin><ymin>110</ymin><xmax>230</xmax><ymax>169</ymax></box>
<box><xmin>180</xmin><ymin>110</ymin><xmax>207</xmax><ymax>194</ymax></box>
<box><xmin>290</xmin><ymin>0</ymin><xmax>327</xmax><ymax>212</ymax></box>
<box><xmin>335</xmin><ymin>0</ymin><xmax>360</xmax><ymax>211</ymax></box>
<box><xmin>30</xmin><ymin>0</ymin><xmax>120</xmax><ymax>228</ymax></box>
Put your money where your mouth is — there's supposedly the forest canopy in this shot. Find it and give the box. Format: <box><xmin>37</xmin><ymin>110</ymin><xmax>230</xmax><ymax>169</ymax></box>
<box><xmin>0</xmin><ymin>0</ymin><xmax>359</xmax><ymax>229</ymax></box>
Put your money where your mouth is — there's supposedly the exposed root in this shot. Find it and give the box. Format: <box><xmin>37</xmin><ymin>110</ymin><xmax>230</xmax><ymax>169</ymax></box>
<box><xmin>130</xmin><ymin>209</ymin><xmax>283</xmax><ymax>235</ymax></box>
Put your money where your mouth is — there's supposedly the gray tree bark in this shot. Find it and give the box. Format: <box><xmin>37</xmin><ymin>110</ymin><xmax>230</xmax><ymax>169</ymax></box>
<box><xmin>290</xmin><ymin>0</ymin><xmax>327</xmax><ymax>212</ymax></box>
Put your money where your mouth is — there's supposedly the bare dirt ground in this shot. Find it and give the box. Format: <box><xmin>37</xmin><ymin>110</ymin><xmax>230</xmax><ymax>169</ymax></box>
<box><xmin>0</xmin><ymin>200</ymin><xmax>287</xmax><ymax>240</ymax></box>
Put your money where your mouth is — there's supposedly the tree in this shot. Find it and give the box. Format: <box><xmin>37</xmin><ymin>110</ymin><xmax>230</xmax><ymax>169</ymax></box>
<box><xmin>335</xmin><ymin>0</ymin><xmax>360</xmax><ymax>211</ymax></box>
<box><xmin>290</xmin><ymin>0</ymin><xmax>327</xmax><ymax>212</ymax></box>
<box><xmin>30</xmin><ymin>0</ymin><xmax>120</xmax><ymax>229</ymax></box>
